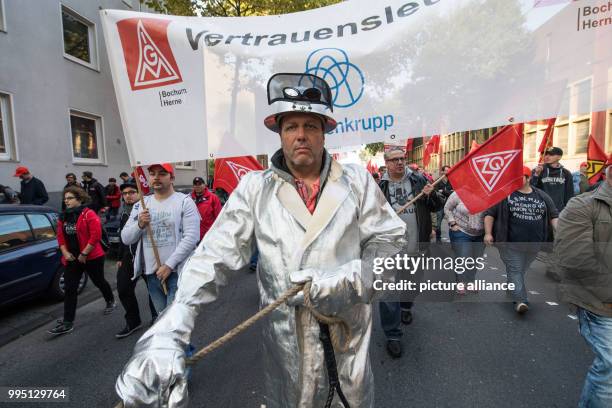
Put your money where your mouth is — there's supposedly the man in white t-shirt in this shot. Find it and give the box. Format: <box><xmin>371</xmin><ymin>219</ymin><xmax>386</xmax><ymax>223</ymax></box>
<box><xmin>121</xmin><ymin>163</ymin><xmax>200</xmax><ymax>314</ymax></box>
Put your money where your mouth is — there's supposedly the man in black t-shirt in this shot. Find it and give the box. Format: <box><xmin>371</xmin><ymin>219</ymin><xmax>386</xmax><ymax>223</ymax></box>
<box><xmin>531</xmin><ymin>146</ymin><xmax>573</xmax><ymax>212</ymax></box>
<box><xmin>484</xmin><ymin>166</ymin><xmax>559</xmax><ymax>314</ymax></box>
<box><xmin>530</xmin><ymin>147</ymin><xmax>572</xmax><ymax>281</ymax></box>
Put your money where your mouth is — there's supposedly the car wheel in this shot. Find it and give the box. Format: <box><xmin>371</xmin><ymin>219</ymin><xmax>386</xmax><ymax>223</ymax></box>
<box><xmin>49</xmin><ymin>267</ymin><xmax>89</xmax><ymax>300</ymax></box>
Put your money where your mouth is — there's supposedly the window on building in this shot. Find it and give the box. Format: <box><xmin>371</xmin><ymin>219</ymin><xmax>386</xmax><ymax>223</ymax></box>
<box><xmin>175</xmin><ymin>161</ymin><xmax>195</xmax><ymax>169</ymax></box>
<box><xmin>122</xmin><ymin>0</ymin><xmax>134</xmax><ymax>8</ymax></box>
<box><xmin>61</xmin><ymin>5</ymin><xmax>97</xmax><ymax>68</ymax></box>
<box><xmin>574</xmin><ymin>78</ymin><xmax>592</xmax><ymax>117</ymax></box>
<box><xmin>70</xmin><ymin>110</ymin><xmax>104</xmax><ymax>163</ymax></box>
<box><xmin>554</xmin><ymin>124</ymin><xmax>569</xmax><ymax>154</ymax></box>
<box><xmin>0</xmin><ymin>92</ymin><xmax>16</xmax><ymax>161</ymax></box>
<box><xmin>0</xmin><ymin>215</ymin><xmax>34</xmax><ymax>252</ymax></box>
<box><xmin>525</xmin><ymin>131</ymin><xmax>536</xmax><ymax>160</ymax></box>
<box><xmin>26</xmin><ymin>214</ymin><xmax>56</xmax><ymax>240</ymax></box>
<box><xmin>574</xmin><ymin>119</ymin><xmax>589</xmax><ymax>155</ymax></box>
<box><xmin>0</xmin><ymin>0</ymin><xmax>6</xmax><ymax>32</ymax></box>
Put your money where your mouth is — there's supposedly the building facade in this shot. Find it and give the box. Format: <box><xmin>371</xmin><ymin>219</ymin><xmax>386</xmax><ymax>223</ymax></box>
<box><xmin>0</xmin><ymin>0</ymin><xmax>207</xmax><ymax>209</ymax></box>
<box><xmin>407</xmin><ymin>109</ymin><xmax>612</xmax><ymax>177</ymax></box>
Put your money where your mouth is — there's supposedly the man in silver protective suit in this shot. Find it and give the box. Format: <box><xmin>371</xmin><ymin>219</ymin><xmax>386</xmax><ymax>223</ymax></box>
<box><xmin>115</xmin><ymin>73</ymin><xmax>406</xmax><ymax>408</ymax></box>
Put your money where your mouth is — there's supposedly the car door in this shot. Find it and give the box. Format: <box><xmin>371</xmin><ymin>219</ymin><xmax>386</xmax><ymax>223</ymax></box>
<box><xmin>0</xmin><ymin>214</ymin><xmax>36</xmax><ymax>306</ymax></box>
<box><xmin>24</xmin><ymin>213</ymin><xmax>61</xmax><ymax>294</ymax></box>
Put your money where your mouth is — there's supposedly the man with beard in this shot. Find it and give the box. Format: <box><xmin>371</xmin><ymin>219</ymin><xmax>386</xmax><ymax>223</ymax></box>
<box><xmin>378</xmin><ymin>147</ymin><xmax>444</xmax><ymax>358</ymax></box>
<box><xmin>115</xmin><ymin>73</ymin><xmax>405</xmax><ymax>408</ymax></box>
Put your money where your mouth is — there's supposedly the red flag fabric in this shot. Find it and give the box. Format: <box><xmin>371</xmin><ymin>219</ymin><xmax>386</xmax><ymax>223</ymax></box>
<box><xmin>212</xmin><ymin>156</ymin><xmax>263</xmax><ymax>194</ymax></box>
<box><xmin>537</xmin><ymin>118</ymin><xmax>556</xmax><ymax>163</ymax></box>
<box><xmin>447</xmin><ymin>124</ymin><xmax>525</xmax><ymax>214</ymax></box>
<box><xmin>366</xmin><ymin>160</ymin><xmax>374</xmax><ymax>173</ymax></box>
<box><xmin>134</xmin><ymin>166</ymin><xmax>150</xmax><ymax>195</ymax></box>
<box><xmin>405</xmin><ymin>138</ymin><xmax>414</xmax><ymax>152</ymax></box>
<box><xmin>469</xmin><ymin>140</ymin><xmax>481</xmax><ymax>153</ymax></box>
<box><xmin>587</xmin><ymin>134</ymin><xmax>608</xmax><ymax>185</ymax></box>
<box><xmin>423</xmin><ymin>135</ymin><xmax>440</xmax><ymax>167</ymax></box>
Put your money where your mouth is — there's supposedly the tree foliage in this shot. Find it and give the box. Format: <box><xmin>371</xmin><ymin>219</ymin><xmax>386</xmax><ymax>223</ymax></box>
<box><xmin>364</xmin><ymin>142</ymin><xmax>384</xmax><ymax>157</ymax></box>
<box><xmin>141</xmin><ymin>0</ymin><xmax>342</xmax><ymax>17</ymax></box>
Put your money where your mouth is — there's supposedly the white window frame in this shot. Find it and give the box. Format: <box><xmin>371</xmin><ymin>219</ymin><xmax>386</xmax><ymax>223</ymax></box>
<box><xmin>0</xmin><ymin>91</ymin><xmax>18</xmax><ymax>161</ymax></box>
<box><xmin>0</xmin><ymin>0</ymin><xmax>7</xmax><ymax>33</ymax></box>
<box><xmin>60</xmin><ymin>4</ymin><xmax>99</xmax><ymax>71</ymax></box>
<box><xmin>175</xmin><ymin>161</ymin><xmax>196</xmax><ymax>170</ymax></box>
<box><xmin>68</xmin><ymin>109</ymin><xmax>106</xmax><ymax>165</ymax></box>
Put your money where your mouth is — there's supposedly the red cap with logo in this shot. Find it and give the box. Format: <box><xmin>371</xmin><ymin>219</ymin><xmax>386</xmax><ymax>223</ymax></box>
<box><xmin>522</xmin><ymin>166</ymin><xmax>532</xmax><ymax>178</ymax></box>
<box><xmin>147</xmin><ymin>163</ymin><xmax>174</xmax><ymax>175</ymax></box>
<box><xmin>13</xmin><ymin>166</ymin><xmax>30</xmax><ymax>177</ymax></box>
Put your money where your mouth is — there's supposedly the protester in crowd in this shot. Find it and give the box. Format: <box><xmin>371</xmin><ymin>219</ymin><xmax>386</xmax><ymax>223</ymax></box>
<box><xmin>372</xmin><ymin>172</ymin><xmax>380</xmax><ymax>182</ymax></box>
<box><xmin>61</xmin><ymin>173</ymin><xmax>79</xmax><ymax>210</ymax></box>
<box><xmin>47</xmin><ymin>186</ymin><xmax>115</xmax><ymax>335</ymax></box>
<box><xmin>444</xmin><ymin>191</ymin><xmax>485</xmax><ymax>293</ymax></box>
<box><xmin>119</xmin><ymin>172</ymin><xmax>131</xmax><ymax>184</ymax></box>
<box><xmin>190</xmin><ymin>176</ymin><xmax>222</xmax><ymax>241</ymax></box>
<box><xmin>14</xmin><ymin>166</ymin><xmax>48</xmax><ymax>205</ymax></box>
<box><xmin>531</xmin><ymin>147</ymin><xmax>572</xmax><ymax>282</ymax></box>
<box><xmin>81</xmin><ymin>171</ymin><xmax>108</xmax><ymax>214</ymax></box>
<box><xmin>121</xmin><ymin>163</ymin><xmax>200</xmax><ymax>314</ymax></box>
<box><xmin>435</xmin><ymin>165</ymin><xmax>454</xmax><ymax>242</ymax></box>
<box><xmin>572</xmin><ymin>162</ymin><xmax>590</xmax><ymax>195</ymax></box>
<box><xmin>378</xmin><ymin>146</ymin><xmax>443</xmax><ymax>358</ymax></box>
<box><xmin>379</xmin><ymin>165</ymin><xmax>387</xmax><ymax>178</ymax></box>
<box><xmin>556</xmin><ymin>165</ymin><xmax>612</xmax><ymax>408</ymax></box>
<box><xmin>531</xmin><ymin>146</ymin><xmax>573</xmax><ymax>211</ymax></box>
<box><xmin>484</xmin><ymin>166</ymin><xmax>559</xmax><ymax>314</ymax></box>
<box><xmin>115</xmin><ymin>182</ymin><xmax>150</xmax><ymax>338</ymax></box>
<box><xmin>116</xmin><ymin>73</ymin><xmax>405</xmax><ymax>408</ymax></box>
<box><xmin>105</xmin><ymin>177</ymin><xmax>121</xmax><ymax>222</ymax></box>
<box><xmin>0</xmin><ymin>184</ymin><xmax>19</xmax><ymax>204</ymax></box>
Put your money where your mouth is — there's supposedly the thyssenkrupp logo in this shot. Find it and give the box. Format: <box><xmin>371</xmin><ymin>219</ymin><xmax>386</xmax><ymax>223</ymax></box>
<box><xmin>116</xmin><ymin>18</ymin><xmax>182</xmax><ymax>91</ymax></box>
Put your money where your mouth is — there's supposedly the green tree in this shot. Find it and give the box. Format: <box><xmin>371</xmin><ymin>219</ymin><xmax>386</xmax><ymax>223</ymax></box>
<box><xmin>364</xmin><ymin>142</ymin><xmax>384</xmax><ymax>157</ymax></box>
<box><xmin>141</xmin><ymin>0</ymin><xmax>341</xmax><ymax>17</ymax></box>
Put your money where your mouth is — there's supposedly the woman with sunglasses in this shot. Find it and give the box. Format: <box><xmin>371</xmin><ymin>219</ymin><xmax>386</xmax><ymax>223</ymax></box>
<box><xmin>47</xmin><ymin>186</ymin><xmax>115</xmax><ymax>335</ymax></box>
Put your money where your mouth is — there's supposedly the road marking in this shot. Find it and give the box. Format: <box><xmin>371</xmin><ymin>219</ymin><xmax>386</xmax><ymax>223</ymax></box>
<box><xmin>568</xmin><ymin>314</ymin><xmax>578</xmax><ymax>320</ymax></box>
<box><xmin>529</xmin><ymin>291</ymin><xmax>540</xmax><ymax>295</ymax></box>
<box><xmin>501</xmin><ymin>274</ymin><xmax>507</xmax><ymax>277</ymax></box>
<box><xmin>546</xmin><ymin>302</ymin><xmax>558</xmax><ymax>306</ymax></box>
<box><xmin>490</xmin><ymin>267</ymin><xmax>498</xmax><ymax>270</ymax></box>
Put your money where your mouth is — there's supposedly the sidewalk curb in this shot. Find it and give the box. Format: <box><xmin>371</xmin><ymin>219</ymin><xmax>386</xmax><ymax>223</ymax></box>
<box><xmin>0</xmin><ymin>265</ymin><xmax>118</xmax><ymax>348</ymax></box>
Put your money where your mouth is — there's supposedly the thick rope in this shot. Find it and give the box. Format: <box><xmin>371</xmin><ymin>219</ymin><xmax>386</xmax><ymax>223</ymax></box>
<box><xmin>113</xmin><ymin>281</ymin><xmax>351</xmax><ymax>408</ymax></box>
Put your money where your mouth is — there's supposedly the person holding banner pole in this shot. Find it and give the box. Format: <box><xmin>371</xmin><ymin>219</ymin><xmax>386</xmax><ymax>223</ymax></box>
<box><xmin>121</xmin><ymin>163</ymin><xmax>200</xmax><ymax>313</ymax></box>
<box><xmin>115</xmin><ymin>73</ymin><xmax>405</xmax><ymax>408</ymax></box>
<box><xmin>377</xmin><ymin>147</ymin><xmax>444</xmax><ymax>358</ymax></box>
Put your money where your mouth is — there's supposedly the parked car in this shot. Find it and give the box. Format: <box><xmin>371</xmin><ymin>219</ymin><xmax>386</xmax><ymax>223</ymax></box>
<box><xmin>0</xmin><ymin>205</ymin><xmax>87</xmax><ymax>308</ymax></box>
<box><xmin>102</xmin><ymin>216</ymin><xmax>121</xmax><ymax>259</ymax></box>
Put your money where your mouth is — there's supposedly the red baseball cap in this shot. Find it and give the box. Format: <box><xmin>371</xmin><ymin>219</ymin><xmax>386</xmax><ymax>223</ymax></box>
<box><xmin>580</xmin><ymin>162</ymin><xmax>588</xmax><ymax>167</ymax></box>
<box><xmin>13</xmin><ymin>166</ymin><xmax>29</xmax><ymax>177</ymax></box>
<box><xmin>147</xmin><ymin>163</ymin><xmax>174</xmax><ymax>175</ymax></box>
<box><xmin>522</xmin><ymin>166</ymin><xmax>532</xmax><ymax>178</ymax></box>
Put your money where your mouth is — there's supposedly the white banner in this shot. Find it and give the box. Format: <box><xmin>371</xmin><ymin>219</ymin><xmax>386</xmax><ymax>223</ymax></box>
<box><xmin>101</xmin><ymin>0</ymin><xmax>612</xmax><ymax>165</ymax></box>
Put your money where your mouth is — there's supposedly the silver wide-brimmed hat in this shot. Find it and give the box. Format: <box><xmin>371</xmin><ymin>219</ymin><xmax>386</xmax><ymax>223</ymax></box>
<box><xmin>264</xmin><ymin>73</ymin><xmax>337</xmax><ymax>133</ymax></box>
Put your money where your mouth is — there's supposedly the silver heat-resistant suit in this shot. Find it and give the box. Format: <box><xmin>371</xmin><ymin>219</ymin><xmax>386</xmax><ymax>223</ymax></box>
<box><xmin>116</xmin><ymin>154</ymin><xmax>406</xmax><ymax>407</ymax></box>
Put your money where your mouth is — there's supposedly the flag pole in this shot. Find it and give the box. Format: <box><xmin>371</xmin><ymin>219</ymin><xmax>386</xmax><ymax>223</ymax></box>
<box><xmin>396</xmin><ymin>175</ymin><xmax>446</xmax><ymax>215</ymax></box>
<box><xmin>133</xmin><ymin>167</ymin><xmax>168</xmax><ymax>295</ymax></box>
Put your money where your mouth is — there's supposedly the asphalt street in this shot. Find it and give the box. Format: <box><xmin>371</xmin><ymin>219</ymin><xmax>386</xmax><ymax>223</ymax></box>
<box><xmin>0</xmin><ymin>250</ymin><xmax>593</xmax><ymax>408</ymax></box>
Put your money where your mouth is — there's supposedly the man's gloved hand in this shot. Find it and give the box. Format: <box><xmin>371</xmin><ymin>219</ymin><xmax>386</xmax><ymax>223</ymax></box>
<box><xmin>116</xmin><ymin>345</ymin><xmax>188</xmax><ymax>408</ymax></box>
<box><xmin>288</xmin><ymin>261</ymin><xmax>366</xmax><ymax>316</ymax></box>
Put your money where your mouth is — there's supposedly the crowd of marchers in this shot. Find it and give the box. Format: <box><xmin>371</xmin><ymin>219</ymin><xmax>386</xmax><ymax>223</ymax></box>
<box><xmin>0</xmin><ymin>142</ymin><xmax>610</xmax><ymax>407</ymax></box>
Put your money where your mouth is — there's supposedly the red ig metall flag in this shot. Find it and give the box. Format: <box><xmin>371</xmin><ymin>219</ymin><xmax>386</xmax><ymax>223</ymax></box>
<box><xmin>447</xmin><ymin>124</ymin><xmax>525</xmax><ymax>214</ymax></box>
<box><xmin>587</xmin><ymin>135</ymin><xmax>609</xmax><ymax>185</ymax></box>
<box><xmin>134</xmin><ymin>166</ymin><xmax>151</xmax><ymax>195</ymax></box>
<box><xmin>213</xmin><ymin>156</ymin><xmax>264</xmax><ymax>195</ymax></box>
